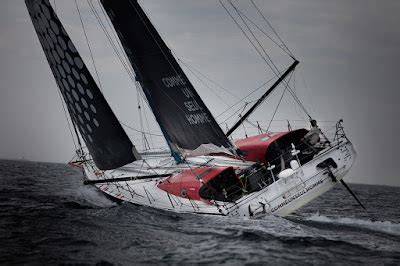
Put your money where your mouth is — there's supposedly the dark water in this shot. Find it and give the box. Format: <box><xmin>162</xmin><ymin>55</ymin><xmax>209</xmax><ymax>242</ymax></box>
<box><xmin>0</xmin><ymin>159</ymin><xmax>399</xmax><ymax>265</ymax></box>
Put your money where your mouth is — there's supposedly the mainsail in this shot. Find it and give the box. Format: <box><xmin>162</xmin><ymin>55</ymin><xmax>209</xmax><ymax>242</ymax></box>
<box><xmin>101</xmin><ymin>0</ymin><xmax>234</xmax><ymax>157</ymax></box>
<box><xmin>26</xmin><ymin>0</ymin><xmax>140</xmax><ymax>170</ymax></box>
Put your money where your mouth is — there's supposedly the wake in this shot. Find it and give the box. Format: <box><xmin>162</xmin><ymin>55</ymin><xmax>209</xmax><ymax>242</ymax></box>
<box><xmin>306</xmin><ymin>213</ymin><xmax>400</xmax><ymax>236</ymax></box>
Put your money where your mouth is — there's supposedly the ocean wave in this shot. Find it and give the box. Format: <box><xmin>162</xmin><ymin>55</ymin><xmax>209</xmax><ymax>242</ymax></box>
<box><xmin>306</xmin><ymin>213</ymin><xmax>400</xmax><ymax>236</ymax></box>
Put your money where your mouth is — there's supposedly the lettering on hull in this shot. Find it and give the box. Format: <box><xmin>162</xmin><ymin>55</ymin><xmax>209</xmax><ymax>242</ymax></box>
<box><xmin>270</xmin><ymin>179</ymin><xmax>324</xmax><ymax>212</ymax></box>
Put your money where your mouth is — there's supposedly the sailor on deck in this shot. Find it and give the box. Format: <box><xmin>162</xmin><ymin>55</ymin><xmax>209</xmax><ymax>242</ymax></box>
<box><xmin>304</xmin><ymin>119</ymin><xmax>321</xmax><ymax>146</ymax></box>
<box><xmin>301</xmin><ymin>119</ymin><xmax>327</xmax><ymax>153</ymax></box>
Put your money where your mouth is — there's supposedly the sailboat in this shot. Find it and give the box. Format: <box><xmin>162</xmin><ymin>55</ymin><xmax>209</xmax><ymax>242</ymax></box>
<box><xmin>26</xmin><ymin>0</ymin><xmax>358</xmax><ymax>218</ymax></box>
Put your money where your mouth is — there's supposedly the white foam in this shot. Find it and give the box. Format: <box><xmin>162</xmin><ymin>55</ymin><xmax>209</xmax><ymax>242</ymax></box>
<box><xmin>75</xmin><ymin>186</ymin><xmax>117</xmax><ymax>208</ymax></box>
<box><xmin>306</xmin><ymin>213</ymin><xmax>400</xmax><ymax>236</ymax></box>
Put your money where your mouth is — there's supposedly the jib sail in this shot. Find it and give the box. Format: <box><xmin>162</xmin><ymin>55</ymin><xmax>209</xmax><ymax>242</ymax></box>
<box><xmin>101</xmin><ymin>0</ymin><xmax>234</xmax><ymax>157</ymax></box>
<box><xmin>26</xmin><ymin>0</ymin><xmax>140</xmax><ymax>170</ymax></box>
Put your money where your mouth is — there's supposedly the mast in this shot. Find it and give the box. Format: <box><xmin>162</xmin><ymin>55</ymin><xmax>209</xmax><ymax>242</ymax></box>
<box><xmin>226</xmin><ymin>60</ymin><xmax>299</xmax><ymax>137</ymax></box>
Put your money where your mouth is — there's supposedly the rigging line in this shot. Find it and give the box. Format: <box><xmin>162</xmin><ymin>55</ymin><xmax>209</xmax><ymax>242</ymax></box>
<box><xmin>89</xmin><ymin>2</ymin><xmax>133</xmax><ymax>81</ymax></box>
<box><xmin>230</xmin><ymin>0</ymin><xmax>304</xmax><ymax>122</ymax></box>
<box><xmin>220</xmin><ymin>0</ymin><xmax>278</xmax><ymax>77</ymax></box>
<box><xmin>92</xmin><ymin>0</ymin><xmax>137</xmax><ymax>81</ymax></box>
<box><xmin>87</xmin><ymin>0</ymin><xmax>136</xmax><ymax>83</ymax></box>
<box><xmin>182</xmin><ymin>61</ymin><xmax>232</xmax><ymax>107</ymax></box>
<box><xmin>142</xmin><ymin>134</ymin><xmax>150</xmax><ymax>151</ymax></box>
<box><xmin>271</xmin><ymin>64</ymin><xmax>311</xmax><ymax>119</ymax></box>
<box><xmin>288</xmin><ymin>68</ymin><xmax>301</xmax><ymax>119</ymax></box>
<box><xmin>177</xmin><ymin>58</ymin><xmax>241</xmax><ymax>101</ymax></box>
<box><xmin>244</xmin><ymin>119</ymin><xmax>267</xmax><ymax>133</ymax></box>
<box><xmin>136</xmin><ymin>84</ymin><xmax>153</xmax><ymax>150</ymax></box>
<box><xmin>238</xmin><ymin>102</ymin><xmax>249</xmax><ymax>117</ymax></box>
<box><xmin>135</xmin><ymin>82</ymin><xmax>153</xmax><ymax>115</ymax></box>
<box><xmin>179</xmin><ymin>54</ymin><xmax>269</xmax><ymax>140</ymax></box>
<box><xmin>129</xmin><ymin>137</ymin><xmax>164</xmax><ymax>144</ymax></box>
<box><xmin>299</xmin><ymin>67</ymin><xmax>316</xmax><ymax>115</ymax></box>
<box><xmin>233</xmin><ymin>5</ymin><xmax>293</xmax><ymax>58</ymax></box>
<box><xmin>132</xmin><ymin>81</ymin><xmax>195</xmax><ymax>145</ymax></box>
<box><xmin>229</xmin><ymin>0</ymin><xmax>281</xmax><ymax>77</ymax></box>
<box><xmin>72</xmin><ymin>117</ymin><xmax>84</xmax><ymax>150</ymax></box>
<box><xmin>229</xmin><ymin>1</ymin><xmax>310</xmax><ymax>119</ymax></box>
<box><xmin>143</xmin><ymin>159</ymin><xmax>162</xmax><ymax>176</ymax></box>
<box><xmin>137</xmin><ymin>86</ymin><xmax>145</xmax><ymax>149</ymax></box>
<box><xmin>140</xmin><ymin>86</ymin><xmax>155</xmax><ymax>148</ymax></box>
<box><xmin>216</xmin><ymin>75</ymin><xmax>276</xmax><ymax>119</ymax></box>
<box><xmin>220</xmin><ymin>102</ymin><xmax>250</xmax><ymax>125</ymax></box>
<box><xmin>269</xmin><ymin>68</ymin><xmax>311</xmax><ymax>119</ymax></box>
<box><xmin>266</xmin><ymin>71</ymin><xmax>294</xmax><ymax>132</ymax></box>
<box><xmin>51</xmin><ymin>1</ymin><xmax>79</xmax><ymax>150</ymax></box>
<box><xmin>56</xmin><ymin>89</ymin><xmax>78</xmax><ymax>151</ymax></box>
<box><xmin>291</xmin><ymin>70</ymin><xmax>306</xmax><ymax>120</ymax></box>
<box><xmin>135</xmin><ymin>82</ymin><xmax>162</xmax><ymax>146</ymax></box>
<box><xmin>248</xmin><ymin>119</ymin><xmax>337</xmax><ymax>123</ymax></box>
<box><xmin>75</xmin><ymin>0</ymin><xmax>103</xmax><ymax>91</ymax></box>
<box><xmin>90</xmin><ymin>0</ymin><xmax>160</xmax><ymax>143</ymax></box>
<box><xmin>143</xmin><ymin>110</ymin><xmax>156</xmax><ymax>147</ymax></box>
<box><xmin>135</xmin><ymin>83</ymin><xmax>162</xmax><ymax>143</ymax></box>
<box><xmin>287</xmin><ymin>87</ymin><xmax>303</xmax><ymax>108</ymax></box>
<box><xmin>225</xmin><ymin>60</ymin><xmax>298</xmax><ymax>136</ymax></box>
<box><xmin>97</xmin><ymin>0</ymin><xmax>134</xmax><ymax>74</ymax></box>
<box><xmin>132</xmin><ymin>0</ymin><xmax>184</xmax><ymax>78</ymax></box>
<box><xmin>134</xmin><ymin>4</ymin><xmax>239</xmax><ymax>150</ymax></box>
<box><xmin>228</xmin><ymin>0</ymin><xmax>280</xmax><ymax>76</ymax></box>
<box><xmin>119</xmin><ymin>120</ymin><xmax>163</xmax><ymax>137</ymax></box>
<box><xmin>286</xmin><ymin>86</ymin><xmax>311</xmax><ymax>118</ymax></box>
<box><xmin>250</xmin><ymin>0</ymin><xmax>294</xmax><ymax>58</ymax></box>
<box><xmin>228</xmin><ymin>99</ymin><xmax>299</xmax><ymax>135</ymax></box>
<box><xmin>130</xmin><ymin>1</ymin><xmax>233</xmax><ymax>152</ymax></box>
<box><xmin>222</xmin><ymin>1</ymin><xmax>311</xmax><ymax>121</ymax></box>
<box><xmin>239</xmin><ymin>103</ymin><xmax>250</xmax><ymax>137</ymax></box>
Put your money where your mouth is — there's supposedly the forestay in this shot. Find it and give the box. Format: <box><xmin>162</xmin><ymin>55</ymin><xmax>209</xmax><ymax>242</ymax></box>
<box><xmin>26</xmin><ymin>0</ymin><xmax>140</xmax><ymax>170</ymax></box>
<box><xmin>101</xmin><ymin>0</ymin><xmax>234</xmax><ymax>157</ymax></box>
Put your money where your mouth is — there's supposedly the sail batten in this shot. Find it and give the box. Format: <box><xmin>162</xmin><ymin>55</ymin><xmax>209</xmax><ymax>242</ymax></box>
<box><xmin>101</xmin><ymin>0</ymin><xmax>234</xmax><ymax>158</ymax></box>
<box><xmin>26</xmin><ymin>0</ymin><xmax>140</xmax><ymax>170</ymax></box>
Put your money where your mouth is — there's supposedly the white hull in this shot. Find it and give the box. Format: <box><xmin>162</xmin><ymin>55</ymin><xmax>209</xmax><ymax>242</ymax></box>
<box><xmin>83</xmin><ymin>140</ymin><xmax>356</xmax><ymax>218</ymax></box>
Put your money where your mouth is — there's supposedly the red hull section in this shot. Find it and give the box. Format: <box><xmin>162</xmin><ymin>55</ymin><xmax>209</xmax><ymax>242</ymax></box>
<box><xmin>158</xmin><ymin>166</ymin><xmax>232</xmax><ymax>202</ymax></box>
<box><xmin>235</xmin><ymin>132</ymin><xmax>287</xmax><ymax>163</ymax></box>
<box><xmin>235</xmin><ymin>129</ymin><xmax>308</xmax><ymax>163</ymax></box>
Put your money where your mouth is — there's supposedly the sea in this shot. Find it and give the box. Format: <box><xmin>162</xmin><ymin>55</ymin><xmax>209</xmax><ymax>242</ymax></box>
<box><xmin>0</xmin><ymin>159</ymin><xmax>399</xmax><ymax>265</ymax></box>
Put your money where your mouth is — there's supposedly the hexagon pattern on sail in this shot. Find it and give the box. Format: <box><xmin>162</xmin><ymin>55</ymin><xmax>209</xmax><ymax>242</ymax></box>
<box><xmin>26</xmin><ymin>0</ymin><xmax>140</xmax><ymax>170</ymax></box>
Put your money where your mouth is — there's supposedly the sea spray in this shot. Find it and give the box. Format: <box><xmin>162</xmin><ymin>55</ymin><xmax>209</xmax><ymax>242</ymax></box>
<box><xmin>306</xmin><ymin>212</ymin><xmax>400</xmax><ymax>236</ymax></box>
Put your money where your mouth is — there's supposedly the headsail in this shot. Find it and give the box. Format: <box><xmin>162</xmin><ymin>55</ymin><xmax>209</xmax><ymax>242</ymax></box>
<box><xmin>101</xmin><ymin>0</ymin><xmax>234</xmax><ymax>157</ymax></box>
<box><xmin>26</xmin><ymin>0</ymin><xmax>140</xmax><ymax>170</ymax></box>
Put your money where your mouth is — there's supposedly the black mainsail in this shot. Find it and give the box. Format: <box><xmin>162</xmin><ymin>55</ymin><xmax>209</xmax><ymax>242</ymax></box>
<box><xmin>101</xmin><ymin>0</ymin><xmax>234</xmax><ymax>159</ymax></box>
<box><xmin>26</xmin><ymin>0</ymin><xmax>140</xmax><ymax>170</ymax></box>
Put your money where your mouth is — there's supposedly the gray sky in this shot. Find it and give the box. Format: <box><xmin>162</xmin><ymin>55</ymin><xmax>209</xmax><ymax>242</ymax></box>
<box><xmin>1</xmin><ymin>0</ymin><xmax>399</xmax><ymax>187</ymax></box>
